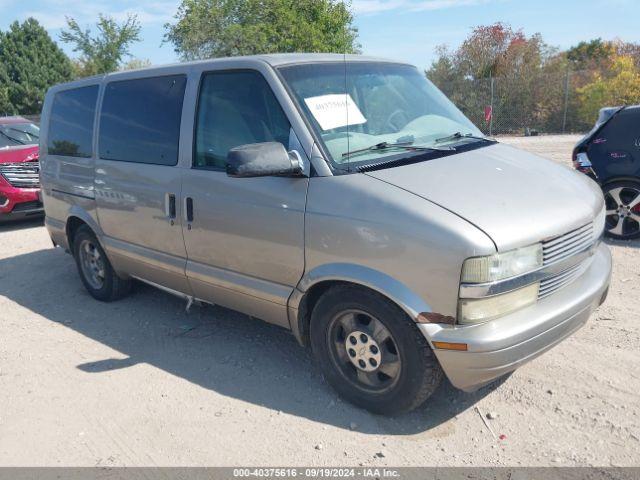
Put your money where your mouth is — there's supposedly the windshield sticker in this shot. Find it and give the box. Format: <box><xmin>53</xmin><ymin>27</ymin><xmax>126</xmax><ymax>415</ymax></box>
<box><xmin>304</xmin><ymin>94</ymin><xmax>367</xmax><ymax>131</ymax></box>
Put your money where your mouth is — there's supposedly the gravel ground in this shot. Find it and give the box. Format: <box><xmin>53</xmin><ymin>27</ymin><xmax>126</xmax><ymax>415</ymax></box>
<box><xmin>0</xmin><ymin>135</ymin><xmax>639</xmax><ymax>467</ymax></box>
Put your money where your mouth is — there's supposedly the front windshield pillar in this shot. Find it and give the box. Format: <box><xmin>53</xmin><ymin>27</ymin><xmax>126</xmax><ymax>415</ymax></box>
<box><xmin>310</xmin><ymin>142</ymin><xmax>333</xmax><ymax>176</ymax></box>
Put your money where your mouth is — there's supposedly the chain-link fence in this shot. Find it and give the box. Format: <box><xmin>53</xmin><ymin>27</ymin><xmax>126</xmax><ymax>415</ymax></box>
<box><xmin>436</xmin><ymin>69</ymin><xmax>597</xmax><ymax>136</ymax></box>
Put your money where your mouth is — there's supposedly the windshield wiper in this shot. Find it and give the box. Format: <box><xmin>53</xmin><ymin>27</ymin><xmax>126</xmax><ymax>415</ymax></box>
<box><xmin>342</xmin><ymin>141</ymin><xmax>453</xmax><ymax>159</ymax></box>
<box><xmin>435</xmin><ymin>131</ymin><xmax>493</xmax><ymax>145</ymax></box>
<box><xmin>8</xmin><ymin>127</ymin><xmax>39</xmax><ymax>139</ymax></box>
<box><xmin>0</xmin><ymin>130</ymin><xmax>25</xmax><ymax>145</ymax></box>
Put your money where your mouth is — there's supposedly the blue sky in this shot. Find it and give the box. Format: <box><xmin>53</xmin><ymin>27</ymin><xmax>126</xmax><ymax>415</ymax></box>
<box><xmin>1</xmin><ymin>0</ymin><xmax>639</xmax><ymax>70</ymax></box>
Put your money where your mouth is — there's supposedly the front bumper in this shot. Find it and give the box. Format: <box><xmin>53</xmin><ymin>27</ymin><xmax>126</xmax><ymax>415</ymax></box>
<box><xmin>419</xmin><ymin>243</ymin><xmax>612</xmax><ymax>392</ymax></box>
<box><xmin>0</xmin><ymin>179</ymin><xmax>43</xmax><ymax>221</ymax></box>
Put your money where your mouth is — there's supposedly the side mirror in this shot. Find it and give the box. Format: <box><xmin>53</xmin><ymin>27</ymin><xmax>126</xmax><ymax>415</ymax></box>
<box><xmin>226</xmin><ymin>142</ymin><xmax>305</xmax><ymax>178</ymax></box>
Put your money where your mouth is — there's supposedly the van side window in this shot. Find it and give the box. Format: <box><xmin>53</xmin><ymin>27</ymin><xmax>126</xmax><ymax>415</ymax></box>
<box><xmin>194</xmin><ymin>70</ymin><xmax>291</xmax><ymax>170</ymax></box>
<box><xmin>48</xmin><ymin>85</ymin><xmax>99</xmax><ymax>157</ymax></box>
<box><xmin>99</xmin><ymin>75</ymin><xmax>186</xmax><ymax>166</ymax></box>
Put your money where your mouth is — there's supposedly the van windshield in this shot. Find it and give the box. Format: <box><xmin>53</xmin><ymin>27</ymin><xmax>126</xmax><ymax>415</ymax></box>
<box><xmin>279</xmin><ymin>62</ymin><xmax>485</xmax><ymax>170</ymax></box>
<box><xmin>0</xmin><ymin>122</ymin><xmax>40</xmax><ymax>148</ymax></box>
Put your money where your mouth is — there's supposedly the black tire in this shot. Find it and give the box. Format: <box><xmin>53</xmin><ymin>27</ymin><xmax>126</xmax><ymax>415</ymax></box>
<box><xmin>310</xmin><ymin>285</ymin><xmax>443</xmax><ymax>415</ymax></box>
<box><xmin>72</xmin><ymin>225</ymin><xmax>131</xmax><ymax>301</ymax></box>
<box><xmin>603</xmin><ymin>180</ymin><xmax>640</xmax><ymax>240</ymax></box>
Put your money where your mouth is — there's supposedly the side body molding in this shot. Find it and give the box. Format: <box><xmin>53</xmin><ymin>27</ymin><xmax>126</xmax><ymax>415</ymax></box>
<box><xmin>288</xmin><ymin>263</ymin><xmax>432</xmax><ymax>345</ymax></box>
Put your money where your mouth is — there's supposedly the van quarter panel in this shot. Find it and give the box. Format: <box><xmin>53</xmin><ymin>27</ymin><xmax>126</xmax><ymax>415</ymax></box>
<box><xmin>39</xmin><ymin>81</ymin><xmax>102</xmax><ymax>249</ymax></box>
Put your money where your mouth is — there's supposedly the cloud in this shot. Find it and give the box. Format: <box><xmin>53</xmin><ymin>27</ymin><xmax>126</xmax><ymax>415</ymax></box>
<box><xmin>22</xmin><ymin>0</ymin><xmax>177</xmax><ymax>30</ymax></box>
<box><xmin>352</xmin><ymin>0</ymin><xmax>493</xmax><ymax>15</ymax></box>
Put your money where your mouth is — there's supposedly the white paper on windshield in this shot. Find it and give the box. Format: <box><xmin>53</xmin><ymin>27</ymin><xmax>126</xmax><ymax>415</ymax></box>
<box><xmin>304</xmin><ymin>94</ymin><xmax>367</xmax><ymax>131</ymax></box>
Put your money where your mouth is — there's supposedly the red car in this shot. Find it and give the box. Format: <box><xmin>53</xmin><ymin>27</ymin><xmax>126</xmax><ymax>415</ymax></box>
<box><xmin>0</xmin><ymin>116</ymin><xmax>42</xmax><ymax>221</ymax></box>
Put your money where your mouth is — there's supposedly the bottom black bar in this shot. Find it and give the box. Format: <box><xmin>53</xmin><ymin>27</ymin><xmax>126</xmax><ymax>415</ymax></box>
<box><xmin>0</xmin><ymin>467</ymin><xmax>637</xmax><ymax>480</ymax></box>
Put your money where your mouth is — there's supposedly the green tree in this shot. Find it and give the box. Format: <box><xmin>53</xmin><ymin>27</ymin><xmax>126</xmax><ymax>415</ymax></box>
<box><xmin>121</xmin><ymin>58</ymin><xmax>152</xmax><ymax>71</ymax></box>
<box><xmin>566</xmin><ymin>38</ymin><xmax>614</xmax><ymax>70</ymax></box>
<box><xmin>426</xmin><ymin>23</ymin><xmax>564</xmax><ymax>133</ymax></box>
<box><xmin>60</xmin><ymin>14</ymin><xmax>141</xmax><ymax>77</ymax></box>
<box><xmin>614</xmin><ymin>40</ymin><xmax>640</xmax><ymax>67</ymax></box>
<box><xmin>429</xmin><ymin>23</ymin><xmax>557</xmax><ymax>82</ymax></box>
<box><xmin>0</xmin><ymin>18</ymin><xmax>73</xmax><ymax>115</ymax></box>
<box><xmin>165</xmin><ymin>0</ymin><xmax>360</xmax><ymax>60</ymax></box>
<box><xmin>0</xmin><ymin>65</ymin><xmax>11</xmax><ymax>114</ymax></box>
<box><xmin>577</xmin><ymin>55</ymin><xmax>640</xmax><ymax>123</ymax></box>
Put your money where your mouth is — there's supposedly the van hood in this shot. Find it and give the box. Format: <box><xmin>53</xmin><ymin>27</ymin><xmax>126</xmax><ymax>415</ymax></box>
<box><xmin>365</xmin><ymin>143</ymin><xmax>604</xmax><ymax>251</ymax></box>
<box><xmin>0</xmin><ymin>145</ymin><xmax>39</xmax><ymax>164</ymax></box>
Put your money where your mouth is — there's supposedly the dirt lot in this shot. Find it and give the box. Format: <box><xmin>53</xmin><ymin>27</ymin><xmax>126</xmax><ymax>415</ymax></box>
<box><xmin>0</xmin><ymin>135</ymin><xmax>639</xmax><ymax>467</ymax></box>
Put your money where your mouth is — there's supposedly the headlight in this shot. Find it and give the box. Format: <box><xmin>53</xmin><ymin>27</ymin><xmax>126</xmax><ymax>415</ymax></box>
<box><xmin>461</xmin><ymin>243</ymin><xmax>543</xmax><ymax>283</ymax></box>
<box><xmin>458</xmin><ymin>283</ymin><xmax>539</xmax><ymax>324</ymax></box>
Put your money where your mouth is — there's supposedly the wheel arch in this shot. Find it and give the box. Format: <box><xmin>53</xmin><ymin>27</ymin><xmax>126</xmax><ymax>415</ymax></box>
<box><xmin>65</xmin><ymin>207</ymin><xmax>104</xmax><ymax>252</ymax></box>
<box><xmin>288</xmin><ymin>263</ymin><xmax>432</xmax><ymax>346</ymax></box>
<box><xmin>602</xmin><ymin>175</ymin><xmax>640</xmax><ymax>186</ymax></box>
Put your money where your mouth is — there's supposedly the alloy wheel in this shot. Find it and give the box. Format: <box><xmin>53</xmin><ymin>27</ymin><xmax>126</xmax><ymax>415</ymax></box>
<box><xmin>605</xmin><ymin>185</ymin><xmax>640</xmax><ymax>238</ymax></box>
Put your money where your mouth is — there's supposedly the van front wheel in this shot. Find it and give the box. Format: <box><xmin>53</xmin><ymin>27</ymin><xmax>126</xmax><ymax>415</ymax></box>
<box><xmin>73</xmin><ymin>225</ymin><xmax>131</xmax><ymax>301</ymax></box>
<box><xmin>310</xmin><ymin>285</ymin><xmax>443</xmax><ymax>415</ymax></box>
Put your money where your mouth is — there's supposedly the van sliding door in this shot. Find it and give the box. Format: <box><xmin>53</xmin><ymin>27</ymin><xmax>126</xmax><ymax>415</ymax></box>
<box><xmin>94</xmin><ymin>74</ymin><xmax>192</xmax><ymax>294</ymax></box>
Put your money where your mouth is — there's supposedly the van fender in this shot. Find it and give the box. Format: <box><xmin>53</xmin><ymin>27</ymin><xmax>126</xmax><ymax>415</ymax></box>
<box><xmin>289</xmin><ymin>263</ymin><xmax>433</xmax><ymax>345</ymax></box>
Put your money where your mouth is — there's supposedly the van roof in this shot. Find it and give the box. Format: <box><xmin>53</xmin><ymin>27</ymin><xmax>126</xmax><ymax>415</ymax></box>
<box><xmin>126</xmin><ymin>53</ymin><xmax>407</xmax><ymax>70</ymax></box>
<box><xmin>49</xmin><ymin>53</ymin><xmax>413</xmax><ymax>89</ymax></box>
<box><xmin>221</xmin><ymin>53</ymin><xmax>406</xmax><ymax>66</ymax></box>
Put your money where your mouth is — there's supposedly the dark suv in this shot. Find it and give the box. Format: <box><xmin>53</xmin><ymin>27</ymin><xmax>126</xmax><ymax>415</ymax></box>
<box><xmin>573</xmin><ymin>106</ymin><xmax>640</xmax><ymax>239</ymax></box>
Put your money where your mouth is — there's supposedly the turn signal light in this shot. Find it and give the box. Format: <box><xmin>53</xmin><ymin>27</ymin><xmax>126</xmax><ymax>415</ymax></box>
<box><xmin>432</xmin><ymin>341</ymin><xmax>468</xmax><ymax>351</ymax></box>
<box><xmin>416</xmin><ymin>312</ymin><xmax>455</xmax><ymax>324</ymax></box>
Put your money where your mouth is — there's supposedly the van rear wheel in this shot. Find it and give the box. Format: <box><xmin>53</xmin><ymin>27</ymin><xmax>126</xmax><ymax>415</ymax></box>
<box><xmin>73</xmin><ymin>225</ymin><xmax>131</xmax><ymax>301</ymax></box>
<box><xmin>310</xmin><ymin>285</ymin><xmax>443</xmax><ymax>415</ymax></box>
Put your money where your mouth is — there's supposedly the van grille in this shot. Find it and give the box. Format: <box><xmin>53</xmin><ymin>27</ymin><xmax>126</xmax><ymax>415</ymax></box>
<box><xmin>538</xmin><ymin>263</ymin><xmax>584</xmax><ymax>299</ymax></box>
<box><xmin>0</xmin><ymin>161</ymin><xmax>40</xmax><ymax>188</ymax></box>
<box><xmin>542</xmin><ymin>223</ymin><xmax>593</xmax><ymax>266</ymax></box>
<box><xmin>539</xmin><ymin>222</ymin><xmax>594</xmax><ymax>299</ymax></box>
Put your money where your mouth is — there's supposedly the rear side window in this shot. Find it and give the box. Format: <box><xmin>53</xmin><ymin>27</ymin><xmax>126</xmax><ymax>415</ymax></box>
<box><xmin>99</xmin><ymin>75</ymin><xmax>186</xmax><ymax>166</ymax></box>
<box><xmin>48</xmin><ymin>85</ymin><xmax>99</xmax><ymax>157</ymax></box>
<box><xmin>194</xmin><ymin>70</ymin><xmax>291</xmax><ymax>170</ymax></box>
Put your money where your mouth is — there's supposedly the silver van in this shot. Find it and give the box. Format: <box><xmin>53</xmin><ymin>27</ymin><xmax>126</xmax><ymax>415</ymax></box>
<box><xmin>40</xmin><ymin>54</ymin><xmax>611</xmax><ymax>414</ymax></box>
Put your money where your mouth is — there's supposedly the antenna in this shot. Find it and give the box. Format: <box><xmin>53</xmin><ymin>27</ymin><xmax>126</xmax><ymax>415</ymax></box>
<box><xmin>344</xmin><ymin>45</ymin><xmax>350</xmax><ymax>172</ymax></box>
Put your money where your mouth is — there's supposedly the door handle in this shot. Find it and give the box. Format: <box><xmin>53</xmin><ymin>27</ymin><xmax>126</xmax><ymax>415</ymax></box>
<box><xmin>185</xmin><ymin>197</ymin><xmax>194</xmax><ymax>228</ymax></box>
<box><xmin>165</xmin><ymin>193</ymin><xmax>176</xmax><ymax>225</ymax></box>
